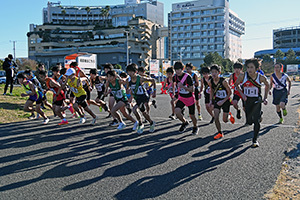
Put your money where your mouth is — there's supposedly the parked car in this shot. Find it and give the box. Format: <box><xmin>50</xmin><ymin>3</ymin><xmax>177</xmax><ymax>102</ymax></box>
<box><xmin>221</xmin><ymin>72</ymin><xmax>231</xmax><ymax>78</ymax></box>
<box><xmin>0</xmin><ymin>77</ymin><xmax>6</xmax><ymax>84</ymax></box>
<box><xmin>0</xmin><ymin>71</ymin><xmax>6</xmax><ymax>77</ymax></box>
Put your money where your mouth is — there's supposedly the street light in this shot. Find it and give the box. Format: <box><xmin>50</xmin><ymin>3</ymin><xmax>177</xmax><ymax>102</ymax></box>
<box><xmin>124</xmin><ymin>31</ymin><xmax>129</xmax><ymax>67</ymax></box>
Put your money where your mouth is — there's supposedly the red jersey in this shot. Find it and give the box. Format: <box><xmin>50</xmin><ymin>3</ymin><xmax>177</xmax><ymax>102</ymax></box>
<box><xmin>46</xmin><ymin>78</ymin><xmax>65</xmax><ymax>101</ymax></box>
<box><xmin>241</xmin><ymin>72</ymin><xmax>261</xmax><ymax>98</ymax></box>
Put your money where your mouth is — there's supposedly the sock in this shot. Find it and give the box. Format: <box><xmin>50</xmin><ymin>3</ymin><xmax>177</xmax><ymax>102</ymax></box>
<box><xmin>277</xmin><ymin>111</ymin><xmax>282</xmax><ymax>118</ymax></box>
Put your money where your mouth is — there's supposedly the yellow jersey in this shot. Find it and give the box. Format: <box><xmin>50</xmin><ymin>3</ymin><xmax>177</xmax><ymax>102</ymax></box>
<box><xmin>67</xmin><ymin>77</ymin><xmax>86</xmax><ymax>97</ymax></box>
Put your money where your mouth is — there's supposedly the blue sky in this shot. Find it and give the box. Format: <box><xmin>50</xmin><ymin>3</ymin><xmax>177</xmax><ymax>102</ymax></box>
<box><xmin>0</xmin><ymin>0</ymin><xmax>300</xmax><ymax>60</ymax></box>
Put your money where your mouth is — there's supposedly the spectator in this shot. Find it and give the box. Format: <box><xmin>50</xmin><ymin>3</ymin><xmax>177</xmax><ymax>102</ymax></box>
<box><xmin>3</xmin><ymin>54</ymin><xmax>17</xmax><ymax>95</ymax></box>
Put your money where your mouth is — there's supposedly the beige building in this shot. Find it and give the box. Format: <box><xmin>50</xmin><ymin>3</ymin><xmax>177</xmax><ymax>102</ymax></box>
<box><xmin>28</xmin><ymin>17</ymin><xmax>162</xmax><ymax>69</ymax></box>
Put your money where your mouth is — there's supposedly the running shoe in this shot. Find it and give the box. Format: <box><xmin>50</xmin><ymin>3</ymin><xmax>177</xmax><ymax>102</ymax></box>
<box><xmin>252</xmin><ymin>141</ymin><xmax>259</xmax><ymax>148</ymax></box>
<box><xmin>179</xmin><ymin>121</ymin><xmax>189</xmax><ymax>133</ymax></box>
<box><xmin>198</xmin><ymin>114</ymin><xmax>203</xmax><ymax>121</ymax></box>
<box><xmin>192</xmin><ymin>127</ymin><xmax>199</xmax><ymax>135</ymax></box>
<box><xmin>43</xmin><ymin>118</ymin><xmax>49</xmax><ymax>125</ymax></box>
<box><xmin>209</xmin><ymin>117</ymin><xmax>215</xmax><ymax>124</ymax></box>
<box><xmin>237</xmin><ymin>109</ymin><xmax>241</xmax><ymax>119</ymax></box>
<box><xmin>79</xmin><ymin>117</ymin><xmax>86</xmax><ymax>124</ymax></box>
<box><xmin>283</xmin><ymin>109</ymin><xmax>287</xmax><ymax>116</ymax></box>
<box><xmin>137</xmin><ymin>123</ymin><xmax>144</xmax><ymax>134</ymax></box>
<box><xmin>149</xmin><ymin>121</ymin><xmax>156</xmax><ymax>133</ymax></box>
<box><xmin>106</xmin><ymin>113</ymin><xmax>111</xmax><ymax>118</ymax></box>
<box><xmin>169</xmin><ymin>114</ymin><xmax>176</xmax><ymax>120</ymax></box>
<box><xmin>214</xmin><ymin>132</ymin><xmax>224</xmax><ymax>140</ymax></box>
<box><xmin>36</xmin><ymin>113</ymin><xmax>40</xmax><ymax>119</ymax></box>
<box><xmin>99</xmin><ymin>106</ymin><xmax>103</xmax><ymax>112</ymax></box>
<box><xmin>10</xmin><ymin>93</ymin><xmax>13</xmax><ymax>96</ymax></box>
<box><xmin>62</xmin><ymin>112</ymin><xmax>66</xmax><ymax>118</ymax></box>
<box><xmin>152</xmin><ymin>100</ymin><xmax>157</xmax><ymax>109</ymax></box>
<box><xmin>117</xmin><ymin>122</ymin><xmax>126</xmax><ymax>130</ymax></box>
<box><xmin>91</xmin><ymin>117</ymin><xmax>98</xmax><ymax>125</ymax></box>
<box><xmin>229</xmin><ymin>112</ymin><xmax>235</xmax><ymax>124</ymax></box>
<box><xmin>279</xmin><ymin>118</ymin><xmax>284</xmax><ymax>124</ymax></box>
<box><xmin>58</xmin><ymin>119</ymin><xmax>69</xmax><ymax>125</ymax></box>
<box><xmin>133</xmin><ymin>121</ymin><xmax>139</xmax><ymax>131</ymax></box>
<box><xmin>28</xmin><ymin>113</ymin><xmax>35</xmax><ymax>119</ymax></box>
<box><xmin>3</xmin><ymin>93</ymin><xmax>6</xmax><ymax>95</ymax></box>
<box><xmin>109</xmin><ymin>119</ymin><xmax>119</xmax><ymax>126</ymax></box>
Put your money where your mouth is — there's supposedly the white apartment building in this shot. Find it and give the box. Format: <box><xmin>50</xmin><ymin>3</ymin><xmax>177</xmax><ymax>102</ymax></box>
<box><xmin>170</xmin><ymin>0</ymin><xmax>245</xmax><ymax>67</ymax></box>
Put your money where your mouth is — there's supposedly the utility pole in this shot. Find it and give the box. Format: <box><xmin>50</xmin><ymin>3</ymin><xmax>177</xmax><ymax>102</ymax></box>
<box><xmin>10</xmin><ymin>40</ymin><xmax>16</xmax><ymax>60</ymax></box>
<box><xmin>124</xmin><ymin>31</ymin><xmax>129</xmax><ymax>67</ymax></box>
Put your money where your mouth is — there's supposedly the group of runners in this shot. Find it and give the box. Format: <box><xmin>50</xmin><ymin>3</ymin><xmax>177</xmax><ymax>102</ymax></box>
<box><xmin>17</xmin><ymin>58</ymin><xmax>291</xmax><ymax>147</ymax></box>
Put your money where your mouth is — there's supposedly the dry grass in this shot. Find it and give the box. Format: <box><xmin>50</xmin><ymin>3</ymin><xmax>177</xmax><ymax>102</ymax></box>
<box><xmin>0</xmin><ymin>84</ymin><xmax>53</xmax><ymax>124</ymax></box>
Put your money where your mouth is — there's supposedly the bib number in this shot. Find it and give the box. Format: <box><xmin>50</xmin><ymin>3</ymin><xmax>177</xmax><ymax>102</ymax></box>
<box><xmin>215</xmin><ymin>90</ymin><xmax>226</xmax><ymax>98</ymax></box>
<box><xmin>205</xmin><ymin>87</ymin><xmax>210</xmax><ymax>94</ymax></box>
<box><xmin>244</xmin><ymin>87</ymin><xmax>258</xmax><ymax>97</ymax></box>
<box><xmin>95</xmin><ymin>83</ymin><xmax>103</xmax><ymax>92</ymax></box>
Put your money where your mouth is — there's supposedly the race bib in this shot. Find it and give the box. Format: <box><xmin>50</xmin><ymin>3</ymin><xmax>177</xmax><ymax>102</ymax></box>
<box><xmin>179</xmin><ymin>87</ymin><xmax>189</xmax><ymax>94</ymax></box>
<box><xmin>205</xmin><ymin>87</ymin><xmax>210</xmax><ymax>94</ymax></box>
<box><xmin>244</xmin><ymin>87</ymin><xmax>259</xmax><ymax>97</ymax></box>
<box><xmin>115</xmin><ymin>90</ymin><xmax>123</xmax><ymax>99</ymax></box>
<box><xmin>95</xmin><ymin>83</ymin><xmax>103</xmax><ymax>92</ymax></box>
<box><xmin>216</xmin><ymin>90</ymin><xmax>227</xmax><ymax>98</ymax></box>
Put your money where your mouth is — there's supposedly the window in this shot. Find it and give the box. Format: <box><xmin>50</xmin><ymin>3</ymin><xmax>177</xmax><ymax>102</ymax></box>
<box><xmin>186</xmin><ymin>33</ymin><xmax>191</xmax><ymax>37</ymax></box>
<box><xmin>179</xmin><ymin>33</ymin><xmax>184</xmax><ymax>38</ymax></box>
<box><xmin>172</xmin><ymin>34</ymin><xmax>178</xmax><ymax>38</ymax></box>
<box><xmin>208</xmin><ymin>38</ymin><xmax>214</xmax><ymax>43</ymax></box>
<box><xmin>185</xmin><ymin>46</ymin><xmax>191</xmax><ymax>51</ymax></box>
<box><xmin>192</xmin><ymin>32</ymin><xmax>200</xmax><ymax>37</ymax></box>
<box><xmin>192</xmin><ymin>25</ymin><xmax>200</xmax><ymax>30</ymax></box>
<box><xmin>185</xmin><ymin>39</ymin><xmax>191</xmax><ymax>44</ymax></box>
<box><xmin>192</xmin><ymin>46</ymin><xmax>200</xmax><ymax>51</ymax></box>
<box><xmin>208</xmin><ymin>45</ymin><xmax>214</xmax><ymax>50</ymax></box>
<box><xmin>182</xmin><ymin>12</ymin><xmax>190</xmax><ymax>17</ymax></box>
<box><xmin>191</xmin><ymin>11</ymin><xmax>200</xmax><ymax>16</ymax></box>
<box><xmin>192</xmin><ymin>39</ymin><xmax>200</xmax><ymax>44</ymax></box>
<box><xmin>201</xmin><ymin>38</ymin><xmax>207</xmax><ymax>43</ymax></box>
<box><xmin>192</xmin><ymin>18</ymin><xmax>200</xmax><ymax>23</ymax></box>
<box><xmin>173</xmin><ymin>13</ymin><xmax>180</xmax><ymax>18</ymax></box>
<box><xmin>182</xmin><ymin>19</ymin><xmax>191</xmax><ymax>24</ymax></box>
<box><xmin>173</xmin><ymin>20</ymin><xmax>180</xmax><ymax>24</ymax></box>
<box><xmin>172</xmin><ymin>27</ymin><xmax>178</xmax><ymax>31</ymax></box>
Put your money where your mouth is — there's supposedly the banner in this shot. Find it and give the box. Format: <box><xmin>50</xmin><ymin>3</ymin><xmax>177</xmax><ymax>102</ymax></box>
<box><xmin>162</xmin><ymin>60</ymin><xmax>171</xmax><ymax>73</ymax></box>
<box><xmin>287</xmin><ymin>65</ymin><xmax>298</xmax><ymax>73</ymax></box>
<box><xmin>150</xmin><ymin>59</ymin><xmax>159</xmax><ymax>76</ymax></box>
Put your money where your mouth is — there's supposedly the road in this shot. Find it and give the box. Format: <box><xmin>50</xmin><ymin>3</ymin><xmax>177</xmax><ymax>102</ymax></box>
<box><xmin>0</xmin><ymin>82</ymin><xmax>299</xmax><ymax>199</ymax></box>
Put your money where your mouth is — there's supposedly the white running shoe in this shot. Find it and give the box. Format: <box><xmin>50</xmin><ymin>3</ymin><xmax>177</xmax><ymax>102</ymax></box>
<box><xmin>149</xmin><ymin>121</ymin><xmax>155</xmax><ymax>133</ymax></box>
<box><xmin>117</xmin><ymin>122</ymin><xmax>126</xmax><ymax>130</ymax></box>
<box><xmin>79</xmin><ymin>117</ymin><xmax>86</xmax><ymax>124</ymax></box>
<box><xmin>132</xmin><ymin>121</ymin><xmax>139</xmax><ymax>131</ymax></box>
<box><xmin>137</xmin><ymin>124</ymin><xmax>144</xmax><ymax>134</ymax></box>
<box><xmin>43</xmin><ymin>118</ymin><xmax>49</xmax><ymax>125</ymax></box>
<box><xmin>91</xmin><ymin>117</ymin><xmax>98</xmax><ymax>125</ymax></box>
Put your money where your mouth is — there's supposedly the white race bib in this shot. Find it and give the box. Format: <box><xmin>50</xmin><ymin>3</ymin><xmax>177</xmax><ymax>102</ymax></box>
<box><xmin>244</xmin><ymin>87</ymin><xmax>259</xmax><ymax>97</ymax></box>
<box><xmin>216</xmin><ymin>90</ymin><xmax>227</xmax><ymax>98</ymax></box>
<box><xmin>205</xmin><ymin>87</ymin><xmax>210</xmax><ymax>94</ymax></box>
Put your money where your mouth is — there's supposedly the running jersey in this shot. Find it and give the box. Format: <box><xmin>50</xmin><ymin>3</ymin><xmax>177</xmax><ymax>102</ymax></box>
<box><xmin>272</xmin><ymin>73</ymin><xmax>288</xmax><ymax>90</ymax></box>
<box><xmin>67</xmin><ymin>77</ymin><xmax>86</xmax><ymax>97</ymax></box>
<box><xmin>128</xmin><ymin>75</ymin><xmax>147</xmax><ymax>98</ymax></box>
<box><xmin>211</xmin><ymin>77</ymin><xmax>227</xmax><ymax>100</ymax></box>
<box><xmin>190</xmin><ymin>72</ymin><xmax>198</xmax><ymax>86</ymax></box>
<box><xmin>166</xmin><ymin>77</ymin><xmax>177</xmax><ymax>94</ymax></box>
<box><xmin>22</xmin><ymin>80</ymin><xmax>41</xmax><ymax>99</ymax></box>
<box><xmin>45</xmin><ymin>77</ymin><xmax>65</xmax><ymax>101</ymax></box>
<box><xmin>241</xmin><ymin>72</ymin><xmax>261</xmax><ymax>98</ymax></box>
<box><xmin>232</xmin><ymin>73</ymin><xmax>242</xmax><ymax>97</ymax></box>
<box><xmin>203</xmin><ymin>76</ymin><xmax>212</xmax><ymax>95</ymax></box>
<box><xmin>173</xmin><ymin>73</ymin><xmax>193</xmax><ymax>98</ymax></box>
<box><xmin>109</xmin><ymin>78</ymin><xmax>127</xmax><ymax>100</ymax></box>
<box><xmin>92</xmin><ymin>75</ymin><xmax>105</xmax><ymax>92</ymax></box>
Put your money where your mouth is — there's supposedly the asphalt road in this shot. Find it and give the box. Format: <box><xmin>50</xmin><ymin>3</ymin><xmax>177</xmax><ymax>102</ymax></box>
<box><xmin>0</xmin><ymin>83</ymin><xmax>299</xmax><ymax>200</ymax></box>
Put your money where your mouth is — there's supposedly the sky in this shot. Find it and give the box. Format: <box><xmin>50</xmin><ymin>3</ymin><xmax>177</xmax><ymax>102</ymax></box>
<box><xmin>0</xmin><ymin>0</ymin><xmax>300</xmax><ymax>60</ymax></box>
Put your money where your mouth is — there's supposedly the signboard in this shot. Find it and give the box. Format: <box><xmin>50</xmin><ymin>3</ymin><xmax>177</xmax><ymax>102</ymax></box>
<box><xmin>287</xmin><ymin>64</ymin><xmax>298</xmax><ymax>73</ymax></box>
<box><xmin>162</xmin><ymin>60</ymin><xmax>171</xmax><ymax>73</ymax></box>
<box><xmin>150</xmin><ymin>59</ymin><xmax>159</xmax><ymax>76</ymax></box>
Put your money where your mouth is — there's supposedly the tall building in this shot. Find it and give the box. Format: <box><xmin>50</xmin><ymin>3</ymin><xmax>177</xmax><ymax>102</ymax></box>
<box><xmin>169</xmin><ymin>0</ymin><xmax>245</xmax><ymax>67</ymax></box>
<box><xmin>273</xmin><ymin>26</ymin><xmax>300</xmax><ymax>49</ymax></box>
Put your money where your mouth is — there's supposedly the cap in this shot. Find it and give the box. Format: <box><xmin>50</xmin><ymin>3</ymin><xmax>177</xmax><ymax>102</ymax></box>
<box><xmin>8</xmin><ymin>54</ymin><xmax>13</xmax><ymax>59</ymax></box>
<box><xmin>65</xmin><ymin>68</ymin><xmax>76</xmax><ymax>76</ymax></box>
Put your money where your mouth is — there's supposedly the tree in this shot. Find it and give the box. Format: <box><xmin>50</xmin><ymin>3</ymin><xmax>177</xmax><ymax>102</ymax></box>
<box><xmin>262</xmin><ymin>54</ymin><xmax>272</xmax><ymax>62</ymax></box>
<box><xmin>274</xmin><ymin>49</ymin><xmax>285</xmax><ymax>62</ymax></box>
<box><xmin>114</xmin><ymin>64</ymin><xmax>122</xmax><ymax>69</ymax></box>
<box><xmin>286</xmin><ymin>48</ymin><xmax>297</xmax><ymax>64</ymax></box>
<box><xmin>222</xmin><ymin>58</ymin><xmax>233</xmax><ymax>73</ymax></box>
<box><xmin>203</xmin><ymin>52</ymin><xmax>223</xmax><ymax>66</ymax></box>
<box><xmin>0</xmin><ymin>59</ymin><xmax>4</xmax><ymax>70</ymax></box>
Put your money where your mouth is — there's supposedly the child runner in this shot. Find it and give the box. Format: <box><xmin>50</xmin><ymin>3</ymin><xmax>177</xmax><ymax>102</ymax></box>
<box><xmin>165</xmin><ymin>67</ymin><xmax>177</xmax><ymax>120</ymax></box>
<box><xmin>208</xmin><ymin>64</ymin><xmax>233</xmax><ymax>140</ymax></box>
<box><xmin>65</xmin><ymin>68</ymin><xmax>97</xmax><ymax>125</ymax></box>
<box><xmin>173</xmin><ymin>61</ymin><xmax>198</xmax><ymax>135</ymax></box>
<box><xmin>269</xmin><ymin>63</ymin><xmax>291</xmax><ymax>124</ymax></box>
<box><xmin>199</xmin><ymin>66</ymin><xmax>214</xmax><ymax>123</ymax></box>
<box><xmin>126</xmin><ymin>63</ymin><xmax>156</xmax><ymax>134</ymax></box>
<box><xmin>39</xmin><ymin>70</ymin><xmax>70</xmax><ymax>125</ymax></box>
<box><xmin>228</xmin><ymin>62</ymin><xmax>244</xmax><ymax>119</ymax></box>
<box><xmin>186</xmin><ymin>63</ymin><xmax>202</xmax><ymax>120</ymax></box>
<box><xmin>104</xmin><ymin>70</ymin><xmax>137</xmax><ymax>130</ymax></box>
<box><xmin>234</xmin><ymin>58</ymin><xmax>269</xmax><ymax>148</ymax></box>
<box><xmin>17</xmin><ymin>73</ymin><xmax>49</xmax><ymax>124</ymax></box>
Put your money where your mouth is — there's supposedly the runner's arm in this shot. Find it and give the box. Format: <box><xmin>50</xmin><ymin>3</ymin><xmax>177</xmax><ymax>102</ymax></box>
<box><xmin>286</xmin><ymin>75</ymin><xmax>292</xmax><ymax>95</ymax></box>
<box><xmin>208</xmin><ymin>80</ymin><xmax>213</xmax><ymax>105</ymax></box>
<box><xmin>234</xmin><ymin>73</ymin><xmax>246</xmax><ymax>101</ymax></box>
<box><xmin>50</xmin><ymin>80</ymin><xmax>62</xmax><ymax>101</ymax></box>
<box><xmin>199</xmin><ymin>78</ymin><xmax>204</xmax><ymax>93</ymax></box>
<box><xmin>28</xmin><ymin>82</ymin><xmax>37</xmax><ymax>96</ymax></box>
<box><xmin>261</xmin><ymin>75</ymin><xmax>269</xmax><ymax>102</ymax></box>
<box><xmin>269</xmin><ymin>76</ymin><xmax>273</xmax><ymax>95</ymax></box>
<box><xmin>222</xmin><ymin>79</ymin><xmax>232</xmax><ymax>102</ymax></box>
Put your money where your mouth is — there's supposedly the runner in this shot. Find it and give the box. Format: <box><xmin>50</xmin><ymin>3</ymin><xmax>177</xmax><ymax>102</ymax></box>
<box><xmin>172</xmin><ymin>61</ymin><xmax>198</xmax><ymax>135</ymax></box>
<box><xmin>199</xmin><ymin>66</ymin><xmax>214</xmax><ymax>123</ymax></box>
<box><xmin>17</xmin><ymin>73</ymin><xmax>49</xmax><ymax>124</ymax></box>
<box><xmin>126</xmin><ymin>63</ymin><xmax>156</xmax><ymax>134</ymax></box>
<box><xmin>269</xmin><ymin>63</ymin><xmax>291</xmax><ymax>124</ymax></box>
<box><xmin>228</xmin><ymin>62</ymin><xmax>244</xmax><ymax>119</ymax></box>
<box><xmin>104</xmin><ymin>70</ymin><xmax>137</xmax><ymax>130</ymax></box>
<box><xmin>39</xmin><ymin>70</ymin><xmax>70</xmax><ymax>125</ymax></box>
<box><xmin>186</xmin><ymin>63</ymin><xmax>202</xmax><ymax>120</ymax></box>
<box><xmin>90</xmin><ymin>68</ymin><xmax>109</xmax><ymax>113</ymax></box>
<box><xmin>165</xmin><ymin>67</ymin><xmax>177</xmax><ymax>120</ymax></box>
<box><xmin>65</xmin><ymin>68</ymin><xmax>97</xmax><ymax>125</ymax></box>
<box><xmin>208</xmin><ymin>64</ymin><xmax>233</xmax><ymax>140</ymax></box>
<box><xmin>234</xmin><ymin>58</ymin><xmax>270</xmax><ymax>148</ymax></box>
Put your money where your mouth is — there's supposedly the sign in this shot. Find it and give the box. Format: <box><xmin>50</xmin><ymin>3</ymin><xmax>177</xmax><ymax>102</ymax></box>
<box><xmin>287</xmin><ymin>65</ymin><xmax>298</xmax><ymax>73</ymax></box>
<box><xmin>162</xmin><ymin>60</ymin><xmax>171</xmax><ymax>73</ymax></box>
<box><xmin>150</xmin><ymin>59</ymin><xmax>159</xmax><ymax>76</ymax></box>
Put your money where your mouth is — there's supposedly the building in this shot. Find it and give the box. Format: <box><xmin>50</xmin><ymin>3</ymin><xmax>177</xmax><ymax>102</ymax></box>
<box><xmin>169</xmin><ymin>0</ymin><xmax>245</xmax><ymax>67</ymax></box>
<box><xmin>44</xmin><ymin>0</ymin><xmax>164</xmax><ymax>27</ymax></box>
<box><xmin>28</xmin><ymin>17</ymin><xmax>161</xmax><ymax>69</ymax></box>
<box><xmin>255</xmin><ymin>26</ymin><xmax>300</xmax><ymax>59</ymax></box>
<box><xmin>28</xmin><ymin>0</ymin><xmax>165</xmax><ymax>69</ymax></box>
